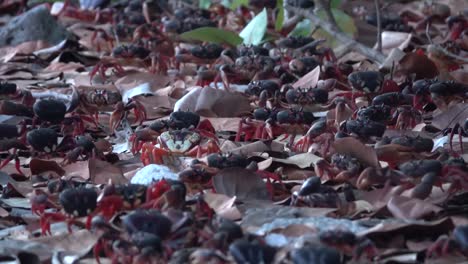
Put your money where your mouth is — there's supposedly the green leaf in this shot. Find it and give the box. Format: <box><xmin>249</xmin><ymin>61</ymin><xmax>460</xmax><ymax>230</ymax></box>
<box><xmin>230</xmin><ymin>0</ymin><xmax>249</xmax><ymax>9</ymax></box>
<box><xmin>180</xmin><ymin>27</ymin><xmax>243</xmax><ymax>47</ymax></box>
<box><xmin>261</xmin><ymin>32</ymin><xmax>279</xmax><ymax>44</ymax></box>
<box><xmin>221</xmin><ymin>0</ymin><xmax>231</xmax><ymax>8</ymax></box>
<box><xmin>330</xmin><ymin>0</ymin><xmax>341</xmax><ymax>8</ymax></box>
<box><xmin>199</xmin><ymin>0</ymin><xmax>211</xmax><ymax>9</ymax></box>
<box><xmin>288</xmin><ymin>19</ymin><xmax>312</xmax><ymax>37</ymax></box>
<box><xmin>275</xmin><ymin>0</ymin><xmax>284</xmax><ymax>31</ymax></box>
<box><xmin>239</xmin><ymin>8</ymin><xmax>268</xmax><ymax>45</ymax></box>
<box><xmin>314</xmin><ymin>8</ymin><xmax>357</xmax><ymax>48</ymax></box>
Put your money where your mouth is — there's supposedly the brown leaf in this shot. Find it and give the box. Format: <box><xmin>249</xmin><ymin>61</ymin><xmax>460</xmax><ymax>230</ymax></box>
<box><xmin>432</xmin><ymin>103</ymin><xmax>468</xmax><ymax>130</ymax></box>
<box><xmin>333</xmin><ymin>137</ymin><xmax>380</xmax><ymax>168</ymax></box>
<box><xmin>203</xmin><ymin>192</ymin><xmax>242</xmax><ymax>220</ymax></box>
<box><xmin>134</xmin><ymin>95</ymin><xmax>174</xmax><ymax>120</ymax></box>
<box><xmin>0</xmin><ymin>206</ymin><xmax>9</xmax><ymax>217</ymax></box>
<box><xmin>44</xmin><ymin>62</ymin><xmax>85</xmax><ymax>72</ymax></box>
<box><xmin>229</xmin><ymin>141</ymin><xmax>270</xmax><ymax>155</ymax></box>
<box><xmin>0</xmin><ymin>40</ymin><xmax>50</xmax><ymax>62</ymax></box>
<box><xmin>387</xmin><ymin>195</ymin><xmax>442</xmax><ymax>220</ymax></box>
<box><xmin>115</xmin><ymin>72</ymin><xmax>171</xmax><ymax>97</ymax></box>
<box><xmin>293</xmin><ymin>66</ymin><xmax>320</xmax><ymax>89</ymax></box>
<box><xmin>174</xmin><ymin>87</ymin><xmax>251</xmax><ymax>117</ymax></box>
<box><xmin>32</xmin><ymin>229</ymin><xmax>99</xmax><ymax>256</ymax></box>
<box><xmin>63</xmin><ymin>161</ymin><xmax>90</xmax><ymax>180</ymax></box>
<box><xmin>212</xmin><ymin>167</ymin><xmax>269</xmax><ymax>200</ymax></box>
<box><xmin>359</xmin><ymin>217</ymin><xmax>454</xmax><ymax>240</ymax></box>
<box><xmin>88</xmin><ymin>158</ymin><xmax>128</xmax><ymax>185</ymax></box>
<box><xmin>205</xmin><ymin>117</ymin><xmax>242</xmax><ymax>132</ymax></box>
<box><xmin>375</xmin><ymin>144</ymin><xmax>418</xmax><ymax>166</ymax></box>
<box><xmin>29</xmin><ymin>158</ymin><xmax>65</xmax><ymax>176</ymax></box>
<box><xmin>397</xmin><ymin>52</ymin><xmax>439</xmax><ymax>80</ymax></box>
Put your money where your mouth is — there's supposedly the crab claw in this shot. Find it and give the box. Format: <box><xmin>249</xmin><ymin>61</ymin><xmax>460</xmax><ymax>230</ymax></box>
<box><xmin>110</xmin><ymin>102</ymin><xmax>125</xmax><ymax>132</ymax></box>
<box><xmin>197</xmin><ymin>119</ymin><xmax>216</xmax><ymax>139</ymax></box>
<box><xmin>89</xmin><ymin>62</ymin><xmax>125</xmax><ymax>82</ymax></box>
<box><xmin>110</xmin><ymin>100</ymin><xmax>147</xmax><ymax>131</ymax></box>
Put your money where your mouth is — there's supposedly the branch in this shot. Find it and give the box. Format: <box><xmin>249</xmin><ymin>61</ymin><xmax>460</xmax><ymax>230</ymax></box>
<box><xmin>425</xmin><ymin>23</ymin><xmax>468</xmax><ymax>63</ymax></box>
<box><xmin>286</xmin><ymin>6</ymin><xmax>386</xmax><ymax>64</ymax></box>
<box><xmin>374</xmin><ymin>0</ymin><xmax>382</xmax><ymax>52</ymax></box>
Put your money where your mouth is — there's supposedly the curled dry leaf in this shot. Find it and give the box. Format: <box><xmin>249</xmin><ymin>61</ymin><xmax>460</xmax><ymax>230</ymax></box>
<box><xmin>332</xmin><ymin>137</ymin><xmax>380</xmax><ymax>168</ymax></box>
<box><xmin>0</xmin><ymin>206</ymin><xmax>9</xmax><ymax>217</ymax></box>
<box><xmin>387</xmin><ymin>195</ymin><xmax>442</xmax><ymax>221</ymax></box>
<box><xmin>43</xmin><ymin>62</ymin><xmax>85</xmax><ymax>73</ymax></box>
<box><xmin>359</xmin><ymin>217</ymin><xmax>454</xmax><ymax>241</ymax></box>
<box><xmin>204</xmin><ymin>117</ymin><xmax>242</xmax><ymax>132</ymax></box>
<box><xmin>292</xmin><ymin>66</ymin><xmax>320</xmax><ymax>89</ymax></box>
<box><xmin>431</xmin><ymin>103</ymin><xmax>468</xmax><ymax>130</ymax></box>
<box><xmin>203</xmin><ymin>192</ymin><xmax>242</xmax><ymax>220</ymax></box>
<box><xmin>29</xmin><ymin>158</ymin><xmax>65</xmax><ymax>176</ymax></box>
<box><xmin>229</xmin><ymin>141</ymin><xmax>270</xmax><ymax>155</ymax></box>
<box><xmin>174</xmin><ymin>87</ymin><xmax>251</xmax><ymax>117</ymax></box>
<box><xmin>0</xmin><ymin>40</ymin><xmax>50</xmax><ymax>63</ymax></box>
<box><xmin>375</xmin><ymin>144</ymin><xmax>419</xmax><ymax>166</ymax></box>
<box><xmin>380</xmin><ymin>31</ymin><xmax>412</xmax><ymax>54</ymax></box>
<box><xmin>212</xmin><ymin>167</ymin><xmax>269</xmax><ymax>200</ymax></box>
<box><xmin>397</xmin><ymin>52</ymin><xmax>439</xmax><ymax>80</ymax></box>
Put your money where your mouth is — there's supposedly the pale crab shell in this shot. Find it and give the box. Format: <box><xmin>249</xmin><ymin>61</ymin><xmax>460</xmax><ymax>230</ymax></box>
<box><xmin>159</xmin><ymin>131</ymin><xmax>201</xmax><ymax>153</ymax></box>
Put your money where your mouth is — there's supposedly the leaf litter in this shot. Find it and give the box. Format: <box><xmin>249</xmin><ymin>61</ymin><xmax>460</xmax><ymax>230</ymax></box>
<box><xmin>0</xmin><ymin>0</ymin><xmax>467</xmax><ymax>263</ymax></box>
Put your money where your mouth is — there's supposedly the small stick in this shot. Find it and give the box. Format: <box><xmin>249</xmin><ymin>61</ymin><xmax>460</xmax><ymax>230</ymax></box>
<box><xmin>425</xmin><ymin>23</ymin><xmax>468</xmax><ymax>63</ymax></box>
<box><xmin>287</xmin><ymin>6</ymin><xmax>386</xmax><ymax>64</ymax></box>
<box><xmin>374</xmin><ymin>0</ymin><xmax>382</xmax><ymax>52</ymax></box>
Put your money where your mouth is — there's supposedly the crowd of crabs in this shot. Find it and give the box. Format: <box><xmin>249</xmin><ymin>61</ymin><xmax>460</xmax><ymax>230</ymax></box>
<box><xmin>0</xmin><ymin>0</ymin><xmax>468</xmax><ymax>263</ymax></box>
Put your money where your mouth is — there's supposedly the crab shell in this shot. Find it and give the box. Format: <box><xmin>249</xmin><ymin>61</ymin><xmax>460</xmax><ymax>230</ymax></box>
<box><xmin>158</xmin><ymin>130</ymin><xmax>201</xmax><ymax>153</ymax></box>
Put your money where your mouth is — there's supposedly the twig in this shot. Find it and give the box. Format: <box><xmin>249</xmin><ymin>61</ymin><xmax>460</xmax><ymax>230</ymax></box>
<box><xmin>112</xmin><ymin>26</ymin><xmax>121</xmax><ymax>47</ymax></box>
<box><xmin>286</xmin><ymin>6</ymin><xmax>386</xmax><ymax>64</ymax></box>
<box><xmin>425</xmin><ymin>23</ymin><xmax>468</xmax><ymax>63</ymax></box>
<box><xmin>374</xmin><ymin>0</ymin><xmax>382</xmax><ymax>52</ymax></box>
<box><xmin>317</xmin><ymin>0</ymin><xmax>340</xmax><ymax>32</ymax></box>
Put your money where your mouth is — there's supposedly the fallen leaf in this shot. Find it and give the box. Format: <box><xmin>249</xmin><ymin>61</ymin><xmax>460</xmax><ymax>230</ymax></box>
<box><xmin>29</xmin><ymin>159</ymin><xmax>65</xmax><ymax>177</ymax></box>
<box><xmin>239</xmin><ymin>8</ymin><xmax>268</xmax><ymax>45</ymax></box>
<box><xmin>432</xmin><ymin>103</ymin><xmax>468</xmax><ymax>130</ymax></box>
<box><xmin>89</xmin><ymin>158</ymin><xmax>128</xmax><ymax>185</ymax></box>
<box><xmin>212</xmin><ymin>167</ymin><xmax>269</xmax><ymax>200</ymax></box>
<box><xmin>203</xmin><ymin>192</ymin><xmax>242</xmax><ymax>220</ymax></box>
<box><xmin>174</xmin><ymin>87</ymin><xmax>251</xmax><ymax>117</ymax></box>
<box><xmin>333</xmin><ymin>137</ymin><xmax>380</xmax><ymax>168</ymax></box>
<box><xmin>293</xmin><ymin>66</ymin><xmax>320</xmax><ymax>89</ymax></box>
<box><xmin>387</xmin><ymin>195</ymin><xmax>442</xmax><ymax>220</ymax></box>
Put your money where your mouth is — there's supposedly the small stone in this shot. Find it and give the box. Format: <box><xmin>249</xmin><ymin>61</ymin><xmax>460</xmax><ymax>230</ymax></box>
<box><xmin>130</xmin><ymin>164</ymin><xmax>179</xmax><ymax>185</ymax></box>
<box><xmin>0</xmin><ymin>5</ymin><xmax>70</xmax><ymax>48</ymax></box>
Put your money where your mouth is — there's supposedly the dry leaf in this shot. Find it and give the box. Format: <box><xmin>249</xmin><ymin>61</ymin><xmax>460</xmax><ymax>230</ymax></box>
<box><xmin>333</xmin><ymin>137</ymin><xmax>380</xmax><ymax>168</ymax></box>
<box><xmin>293</xmin><ymin>66</ymin><xmax>320</xmax><ymax>89</ymax></box>
<box><xmin>174</xmin><ymin>87</ymin><xmax>251</xmax><ymax>117</ymax></box>
<box><xmin>29</xmin><ymin>159</ymin><xmax>65</xmax><ymax>177</ymax></box>
<box><xmin>387</xmin><ymin>195</ymin><xmax>442</xmax><ymax>220</ymax></box>
<box><xmin>203</xmin><ymin>192</ymin><xmax>242</xmax><ymax>220</ymax></box>
<box><xmin>88</xmin><ymin>158</ymin><xmax>128</xmax><ymax>185</ymax></box>
<box><xmin>212</xmin><ymin>167</ymin><xmax>269</xmax><ymax>200</ymax></box>
<box><xmin>432</xmin><ymin>103</ymin><xmax>468</xmax><ymax>130</ymax></box>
